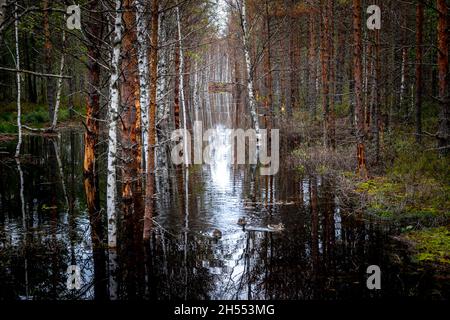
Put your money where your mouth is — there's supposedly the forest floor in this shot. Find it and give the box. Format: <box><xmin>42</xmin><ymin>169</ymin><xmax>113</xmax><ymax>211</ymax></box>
<box><xmin>0</xmin><ymin>102</ymin><xmax>84</xmax><ymax>134</ymax></box>
<box><xmin>284</xmin><ymin>109</ymin><xmax>450</xmax><ymax>270</ymax></box>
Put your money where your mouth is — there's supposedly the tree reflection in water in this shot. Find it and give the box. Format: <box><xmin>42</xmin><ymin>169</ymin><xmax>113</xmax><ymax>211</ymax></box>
<box><xmin>0</xmin><ymin>130</ymin><xmax>447</xmax><ymax>300</ymax></box>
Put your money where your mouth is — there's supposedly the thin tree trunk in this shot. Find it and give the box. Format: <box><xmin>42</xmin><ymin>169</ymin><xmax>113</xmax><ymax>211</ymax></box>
<box><xmin>174</xmin><ymin>29</ymin><xmax>181</xmax><ymax>129</ymax></box>
<box><xmin>144</xmin><ymin>0</ymin><xmax>159</xmax><ymax>240</ymax></box>
<box><xmin>327</xmin><ymin>0</ymin><xmax>336</xmax><ymax>149</ymax></box>
<box><xmin>50</xmin><ymin>16</ymin><xmax>66</xmax><ymax>130</ymax></box>
<box><xmin>14</xmin><ymin>0</ymin><xmax>22</xmax><ymax>158</ymax></box>
<box><xmin>353</xmin><ymin>0</ymin><xmax>367</xmax><ymax>177</ymax></box>
<box><xmin>136</xmin><ymin>0</ymin><xmax>150</xmax><ymax>167</ymax></box>
<box><xmin>308</xmin><ymin>11</ymin><xmax>318</xmax><ymax>117</ymax></box>
<box><xmin>239</xmin><ymin>0</ymin><xmax>260</xmax><ymax>136</ymax></box>
<box><xmin>437</xmin><ymin>0</ymin><xmax>449</xmax><ymax>153</ymax></box>
<box><xmin>372</xmin><ymin>27</ymin><xmax>381</xmax><ymax>163</ymax></box>
<box><xmin>43</xmin><ymin>0</ymin><xmax>55</xmax><ymax>120</ymax></box>
<box><xmin>415</xmin><ymin>1</ymin><xmax>424</xmax><ymax>144</ymax></box>
<box><xmin>320</xmin><ymin>0</ymin><xmax>330</xmax><ymax>147</ymax></box>
<box><xmin>176</xmin><ymin>6</ymin><xmax>189</xmax><ymax>166</ymax></box>
<box><xmin>264</xmin><ymin>0</ymin><xmax>273</xmax><ymax>129</ymax></box>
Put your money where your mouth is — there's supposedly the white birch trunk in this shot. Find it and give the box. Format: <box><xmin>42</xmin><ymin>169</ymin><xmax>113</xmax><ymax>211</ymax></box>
<box><xmin>193</xmin><ymin>60</ymin><xmax>200</xmax><ymax>121</ymax></box>
<box><xmin>239</xmin><ymin>0</ymin><xmax>260</xmax><ymax>136</ymax></box>
<box><xmin>135</xmin><ymin>0</ymin><xmax>150</xmax><ymax>165</ymax></box>
<box><xmin>14</xmin><ymin>0</ymin><xmax>22</xmax><ymax>158</ymax></box>
<box><xmin>51</xmin><ymin>17</ymin><xmax>66</xmax><ymax>130</ymax></box>
<box><xmin>107</xmin><ymin>0</ymin><xmax>123</xmax><ymax>249</ymax></box>
<box><xmin>177</xmin><ymin>6</ymin><xmax>189</xmax><ymax>166</ymax></box>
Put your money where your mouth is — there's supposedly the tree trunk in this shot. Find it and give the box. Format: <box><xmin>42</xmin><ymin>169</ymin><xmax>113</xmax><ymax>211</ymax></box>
<box><xmin>83</xmin><ymin>1</ymin><xmax>103</xmax><ymax>236</ymax></box>
<box><xmin>320</xmin><ymin>0</ymin><xmax>332</xmax><ymax>148</ymax></box>
<box><xmin>264</xmin><ymin>0</ymin><xmax>273</xmax><ymax>129</ymax></box>
<box><xmin>107</xmin><ymin>0</ymin><xmax>123</xmax><ymax>249</ymax></box>
<box><xmin>144</xmin><ymin>0</ymin><xmax>159</xmax><ymax>240</ymax></box>
<box><xmin>120</xmin><ymin>0</ymin><xmax>140</xmax><ymax>225</ymax></box>
<box><xmin>437</xmin><ymin>0</ymin><xmax>449</xmax><ymax>153</ymax></box>
<box><xmin>177</xmin><ymin>6</ymin><xmax>189</xmax><ymax>166</ymax></box>
<box><xmin>14</xmin><ymin>0</ymin><xmax>22</xmax><ymax>158</ymax></box>
<box><xmin>239</xmin><ymin>0</ymin><xmax>260</xmax><ymax>136</ymax></box>
<box><xmin>50</xmin><ymin>18</ymin><xmax>66</xmax><ymax>130</ymax></box>
<box><xmin>308</xmin><ymin>11</ymin><xmax>318</xmax><ymax>117</ymax></box>
<box><xmin>136</xmin><ymin>0</ymin><xmax>150</xmax><ymax>168</ymax></box>
<box><xmin>174</xmin><ymin>30</ymin><xmax>181</xmax><ymax>129</ymax></box>
<box><xmin>353</xmin><ymin>0</ymin><xmax>367</xmax><ymax>177</ymax></box>
<box><xmin>327</xmin><ymin>0</ymin><xmax>336</xmax><ymax>149</ymax></box>
<box><xmin>43</xmin><ymin>0</ymin><xmax>55</xmax><ymax>121</ymax></box>
<box><xmin>415</xmin><ymin>2</ymin><xmax>424</xmax><ymax>144</ymax></box>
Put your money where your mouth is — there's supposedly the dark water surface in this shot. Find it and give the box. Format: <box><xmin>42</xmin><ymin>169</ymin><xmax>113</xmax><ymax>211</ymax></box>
<box><xmin>0</xmin><ymin>129</ymin><xmax>447</xmax><ymax>300</ymax></box>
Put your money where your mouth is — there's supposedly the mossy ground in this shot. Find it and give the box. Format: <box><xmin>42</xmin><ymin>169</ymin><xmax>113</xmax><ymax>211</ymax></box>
<box><xmin>0</xmin><ymin>102</ymin><xmax>84</xmax><ymax>133</ymax></box>
<box><xmin>401</xmin><ymin>227</ymin><xmax>450</xmax><ymax>265</ymax></box>
<box><xmin>354</xmin><ymin>136</ymin><xmax>450</xmax><ymax>221</ymax></box>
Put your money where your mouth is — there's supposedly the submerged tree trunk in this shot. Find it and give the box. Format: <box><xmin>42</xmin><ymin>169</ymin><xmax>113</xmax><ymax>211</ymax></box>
<box><xmin>353</xmin><ymin>0</ymin><xmax>367</xmax><ymax>177</ymax></box>
<box><xmin>238</xmin><ymin>0</ymin><xmax>260</xmax><ymax>136</ymax></box>
<box><xmin>436</xmin><ymin>0</ymin><xmax>449</xmax><ymax>153</ymax></box>
<box><xmin>107</xmin><ymin>0</ymin><xmax>123</xmax><ymax>249</ymax></box>
<box><xmin>144</xmin><ymin>0</ymin><xmax>159</xmax><ymax>240</ymax></box>
<box><xmin>14</xmin><ymin>0</ymin><xmax>22</xmax><ymax>158</ymax></box>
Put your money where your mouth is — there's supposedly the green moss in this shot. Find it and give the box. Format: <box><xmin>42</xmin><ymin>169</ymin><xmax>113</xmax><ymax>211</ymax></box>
<box><xmin>354</xmin><ymin>135</ymin><xmax>450</xmax><ymax>220</ymax></box>
<box><xmin>403</xmin><ymin>227</ymin><xmax>450</xmax><ymax>265</ymax></box>
<box><xmin>0</xmin><ymin>102</ymin><xmax>81</xmax><ymax>133</ymax></box>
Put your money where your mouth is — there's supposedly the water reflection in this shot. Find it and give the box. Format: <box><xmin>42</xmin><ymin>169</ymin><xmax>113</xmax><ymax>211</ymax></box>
<box><xmin>0</xmin><ymin>130</ymin><xmax>448</xmax><ymax>300</ymax></box>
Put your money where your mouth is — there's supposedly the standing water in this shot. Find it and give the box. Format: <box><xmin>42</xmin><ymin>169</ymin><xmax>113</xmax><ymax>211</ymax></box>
<box><xmin>0</xmin><ymin>118</ymin><xmax>447</xmax><ymax>300</ymax></box>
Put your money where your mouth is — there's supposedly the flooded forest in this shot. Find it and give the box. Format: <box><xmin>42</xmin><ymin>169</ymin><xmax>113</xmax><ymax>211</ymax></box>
<box><xmin>0</xmin><ymin>0</ymin><xmax>449</xmax><ymax>301</ymax></box>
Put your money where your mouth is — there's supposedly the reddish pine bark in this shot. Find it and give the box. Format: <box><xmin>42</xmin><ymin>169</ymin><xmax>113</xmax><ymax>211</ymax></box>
<box><xmin>144</xmin><ymin>0</ymin><xmax>159</xmax><ymax>240</ymax></box>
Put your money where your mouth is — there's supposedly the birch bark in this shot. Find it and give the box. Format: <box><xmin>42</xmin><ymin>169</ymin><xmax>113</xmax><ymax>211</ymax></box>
<box><xmin>14</xmin><ymin>0</ymin><xmax>22</xmax><ymax>158</ymax></box>
<box><xmin>107</xmin><ymin>0</ymin><xmax>123</xmax><ymax>249</ymax></box>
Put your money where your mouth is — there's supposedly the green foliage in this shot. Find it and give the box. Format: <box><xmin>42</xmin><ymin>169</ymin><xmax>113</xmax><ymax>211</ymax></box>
<box><xmin>356</xmin><ymin>135</ymin><xmax>450</xmax><ymax>219</ymax></box>
<box><xmin>403</xmin><ymin>227</ymin><xmax>450</xmax><ymax>265</ymax></box>
<box><xmin>0</xmin><ymin>103</ymin><xmax>80</xmax><ymax>133</ymax></box>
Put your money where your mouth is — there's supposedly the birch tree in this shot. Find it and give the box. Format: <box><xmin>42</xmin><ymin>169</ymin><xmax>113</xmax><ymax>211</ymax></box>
<box><xmin>237</xmin><ymin>0</ymin><xmax>260</xmax><ymax>137</ymax></box>
<box><xmin>14</xmin><ymin>0</ymin><xmax>21</xmax><ymax>158</ymax></box>
<box><xmin>50</xmin><ymin>15</ymin><xmax>66</xmax><ymax>131</ymax></box>
<box><xmin>135</xmin><ymin>0</ymin><xmax>150</xmax><ymax>165</ymax></box>
<box><xmin>107</xmin><ymin>0</ymin><xmax>123</xmax><ymax>249</ymax></box>
<box><xmin>176</xmin><ymin>5</ymin><xmax>189</xmax><ymax>166</ymax></box>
